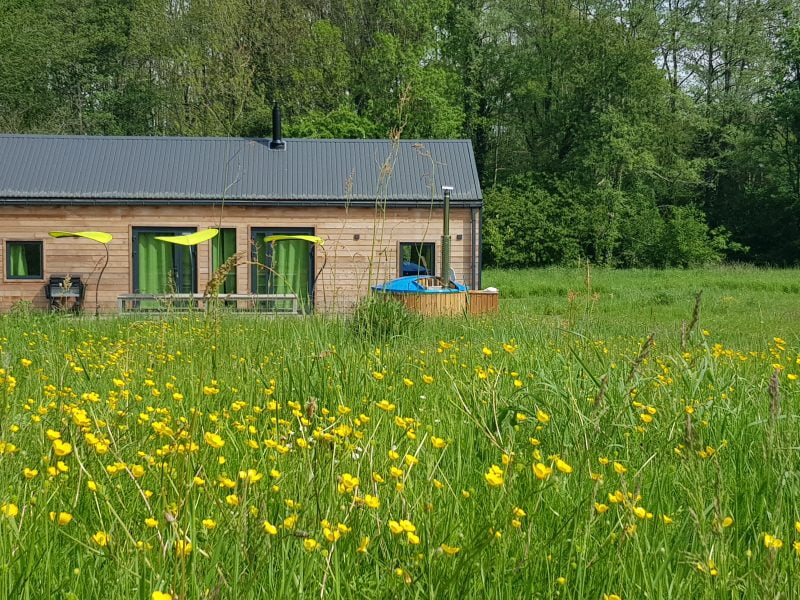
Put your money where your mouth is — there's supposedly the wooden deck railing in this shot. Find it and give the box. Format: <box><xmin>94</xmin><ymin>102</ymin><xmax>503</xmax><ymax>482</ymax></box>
<box><xmin>117</xmin><ymin>293</ymin><xmax>302</xmax><ymax>315</ymax></box>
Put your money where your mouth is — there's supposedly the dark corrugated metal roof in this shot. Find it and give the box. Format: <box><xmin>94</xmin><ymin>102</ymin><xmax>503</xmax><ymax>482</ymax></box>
<box><xmin>0</xmin><ymin>135</ymin><xmax>482</xmax><ymax>206</ymax></box>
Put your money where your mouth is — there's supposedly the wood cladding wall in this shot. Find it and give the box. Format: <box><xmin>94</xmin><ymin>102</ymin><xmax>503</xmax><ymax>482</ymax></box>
<box><xmin>0</xmin><ymin>205</ymin><xmax>479</xmax><ymax>313</ymax></box>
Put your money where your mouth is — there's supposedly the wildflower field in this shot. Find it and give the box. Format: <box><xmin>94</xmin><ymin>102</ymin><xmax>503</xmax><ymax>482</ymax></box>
<box><xmin>1</xmin><ymin>267</ymin><xmax>799</xmax><ymax>599</ymax></box>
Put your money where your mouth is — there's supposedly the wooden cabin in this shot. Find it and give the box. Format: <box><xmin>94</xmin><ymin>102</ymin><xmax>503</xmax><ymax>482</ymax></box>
<box><xmin>0</xmin><ymin>132</ymin><xmax>483</xmax><ymax>313</ymax></box>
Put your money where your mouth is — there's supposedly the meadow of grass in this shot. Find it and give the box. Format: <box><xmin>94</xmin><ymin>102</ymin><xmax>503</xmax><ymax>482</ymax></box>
<box><xmin>484</xmin><ymin>264</ymin><xmax>800</xmax><ymax>344</ymax></box>
<box><xmin>0</xmin><ymin>267</ymin><xmax>799</xmax><ymax>599</ymax></box>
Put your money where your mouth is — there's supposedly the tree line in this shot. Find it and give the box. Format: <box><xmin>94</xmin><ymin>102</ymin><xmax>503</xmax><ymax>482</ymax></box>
<box><xmin>1</xmin><ymin>0</ymin><xmax>798</xmax><ymax>266</ymax></box>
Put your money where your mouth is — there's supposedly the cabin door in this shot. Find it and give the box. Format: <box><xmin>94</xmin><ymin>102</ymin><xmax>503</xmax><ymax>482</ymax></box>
<box><xmin>250</xmin><ymin>227</ymin><xmax>315</xmax><ymax>312</ymax></box>
<box><xmin>132</xmin><ymin>227</ymin><xmax>197</xmax><ymax>294</ymax></box>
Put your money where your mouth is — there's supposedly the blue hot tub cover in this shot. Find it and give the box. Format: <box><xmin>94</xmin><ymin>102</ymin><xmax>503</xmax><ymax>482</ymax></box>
<box><xmin>372</xmin><ymin>276</ymin><xmax>467</xmax><ymax>294</ymax></box>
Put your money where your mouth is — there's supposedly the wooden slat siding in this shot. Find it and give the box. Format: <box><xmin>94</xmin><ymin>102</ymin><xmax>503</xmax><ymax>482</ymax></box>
<box><xmin>389</xmin><ymin>291</ymin><xmax>469</xmax><ymax>317</ymax></box>
<box><xmin>0</xmin><ymin>205</ymin><xmax>476</xmax><ymax>313</ymax></box>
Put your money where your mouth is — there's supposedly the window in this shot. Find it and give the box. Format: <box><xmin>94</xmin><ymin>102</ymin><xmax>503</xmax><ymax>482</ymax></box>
<box><xmin>132</xmin><ymin>227</ymin><xmax>197</xmax><ymax>293</ymax></box>
<box><xmin>399</xmin><ymin>242</ymin><xmax>435</xmax><ymax>277</ymax></box>
<box><xmin>211</xmin><ymin>228</ymin><xmax>237</xmax><ymax>294</ymax></box>
<box><xmin>6</xmin><ymin>241</ymin><xmax>43</xmax><ymax>279</ymax></box>
<box><xmin>251</xmin><ymin>227</ymin><xmax>315</xmax><ymax>312</ymax></box>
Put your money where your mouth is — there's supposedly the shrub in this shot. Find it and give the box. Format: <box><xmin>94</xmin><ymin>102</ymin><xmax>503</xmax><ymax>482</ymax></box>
<box><xmin>349</xmin><ymin>293</ymin><xmax>421</xmax><ymax>342</ymax></box>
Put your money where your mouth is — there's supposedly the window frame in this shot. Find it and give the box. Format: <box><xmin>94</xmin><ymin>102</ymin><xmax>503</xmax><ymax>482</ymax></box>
<box><xmin>398</xmin><ymin>242</ymin><xmax>436</xmax><ymax>277</ymax></box>
<box><xmin>131</xmin><ymin>227</ymin><xmax>198</xmax><ymax>294</ymax></box>
<box><xmin>250</xmin><ymin>226</ymin><xmax>316</xmax><ymax>307</ymax></box>
<box><xmin>5</xmin><ymin>240</ymin><xmax>44</xmax><ymax>281</ymax></box>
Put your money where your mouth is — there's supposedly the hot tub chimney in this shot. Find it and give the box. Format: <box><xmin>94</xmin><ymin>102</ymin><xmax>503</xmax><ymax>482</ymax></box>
<box><xmin>441</xmin><ymin>185</ymin><xmax>453</xmax><ymax>283</ymax></box>
<box><xmin>270</xmin><ymin>102</ymin><xmax>286</xmax><ymax>150</ymax></box>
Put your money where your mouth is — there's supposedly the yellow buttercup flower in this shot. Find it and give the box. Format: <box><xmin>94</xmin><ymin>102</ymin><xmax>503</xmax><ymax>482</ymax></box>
<box><xmin>262</xmin><ymin>520</ymin><xmax>278</xmax><ymax>535</ymax></box>
<box><xmin>533</xmin><ymin>463</ymin><xmax>553</xmax><ymax>480</ymax></box>
<box><xmin>440</xmin><ymin>543</ymin><xmax>460</xmax><ymax>555</ymax></box>
<box><xmin>204</xmin><ymin>432</ymin><xmax>225</xmax><ymax>449</ymax></box>
<box><xmin>22</xmin><ymin>468</ymin><xmax>38</xmax><ymax>479</ymax></box>
<box><xmin>303</xmin><ymin>538</ymin><xmax>318</xmax><ymax>551</ymax></box>
<box><xmin>388</xmin><ymin>520</ymin><xmax>404</xmax><ymax>535</ymax></box>
<box><xmin>337</xmin><ymin>473</ymin><xmax>359</xmax><ymax>494</ymax></box>
<box><xmin>484</xmin><ymin>464</ymin><xmax>504</xmax><ymax>487</ymax></box>
<box><xmin>399</xmin><ymin>520</ymin><xmax>416</xmax><ymax>533</ymax></box>
<box><xmin>152</xmin><ymin>592</ymin><xmax>173</xmax><ymax>600</ymax></box>
<box><xmin>613</xmin><ymin>462</ymin><xmax>627</xmax><ymax>475</ymax></box>
<box><xmin>239</xmin><ymin>469</ymin><xmax>263</xmax><ymax>484</ymax></box>
<box><xmin>91</xmin><ymin>531</ymin><xmax>109</xmax><ymax>547</ymax></box>
<box><xmin>48</xmin><ymin>511</ymin><xmax>73</xmax><ymax>526</ymax></box>
<box><xmin>283</xmin><ymin>514</ymin><xmax>298</xmax><ymax>529</ymax></box>
<box><xmin>764</xmin><ymin>533</ymin><xmax>783</xmax><ymax>550</ymax></box>
<box><xmin>175</xmin><ymin>539</ymin><xmax>193</xmax><ymax>557</ymax></box>
<box><xmin>555</xmin><ymin>458</ymin><xmax>573</xmax><ymax>474</ymax></box>
<box><xmin>1</xmin><ymin>503</ymin><xmax>19</xmax><ymax>518</ymax></box>
<box><xmin>52</xmin><ymin>439</ymin><xmax>72</xmax><ymax>457</ymax></box>
<box><xmin>608</xmin><ymin>490</ymin><xmax>625</xmax><ymax>504</ymax></box>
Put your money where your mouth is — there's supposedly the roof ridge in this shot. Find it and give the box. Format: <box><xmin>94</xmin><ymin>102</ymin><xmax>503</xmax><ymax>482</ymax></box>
<box><xmin>0</xmin><ymin>134</ymin><xmax>472</xmax><ymax>144</ymax></box>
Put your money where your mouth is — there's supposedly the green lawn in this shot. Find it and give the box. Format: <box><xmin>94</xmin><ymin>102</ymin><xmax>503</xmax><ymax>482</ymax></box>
<box><xmin>484</xmin><ymin>265</ymin><xmax>800</xmax><ymax>344</ymax></box>
<box><xmin>0</xmin><ymin>267</ymin><xmax>799</xmax><ymax>599</ymax></box>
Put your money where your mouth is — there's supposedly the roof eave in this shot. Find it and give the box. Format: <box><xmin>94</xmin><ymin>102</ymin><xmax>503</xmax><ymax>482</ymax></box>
<box><xmin>0</xmin><ymin>197</ymin><xmax>483</xmax><ymax>208</ymax></box>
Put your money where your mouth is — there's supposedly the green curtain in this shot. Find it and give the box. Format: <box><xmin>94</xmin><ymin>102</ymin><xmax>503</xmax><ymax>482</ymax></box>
<box><xmin>9</xmin><ymin>244</ymin><xmax>28</xmax><ymax>277</ymax></box>
<box><xmin>137</xmin><ymin>233</ymin><xmax>173</xmax><ymax>293</ymax></box>
<box><xmin>272</xmin><ymin>240</ymin><xmax>310</xmax><ymax>312</ymax></box>
<box><xmin>211</xmin><ymin>229</ymin><xmax>236</xmax><ymax>294</ymax></box>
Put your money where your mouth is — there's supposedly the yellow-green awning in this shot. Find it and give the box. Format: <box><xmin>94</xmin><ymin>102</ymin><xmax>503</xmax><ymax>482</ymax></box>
<box><xmin>155</xmin><ymin>229</ymin><xmax>219</xmax><ymax>246</ymax></box>
<box><xmin>49</xmin><ymin>231</ymin><xmax>113</xmax><ymax>244</ymax></box>
<box><xmin>264</xmin><ymin>234</ymin><xmax>324</xmax><ymax>245</ymax></box>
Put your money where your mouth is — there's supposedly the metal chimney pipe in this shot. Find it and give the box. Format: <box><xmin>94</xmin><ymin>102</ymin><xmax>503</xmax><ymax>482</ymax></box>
<box><xmin>441</xmin><ymin>186</ymin><xmax>453</xmax><ymax>283</ymax></box>
<box><xmin>270</xmin><ymin>102</ymin><xmax>286</xmax><ymax>150</ymax></box>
